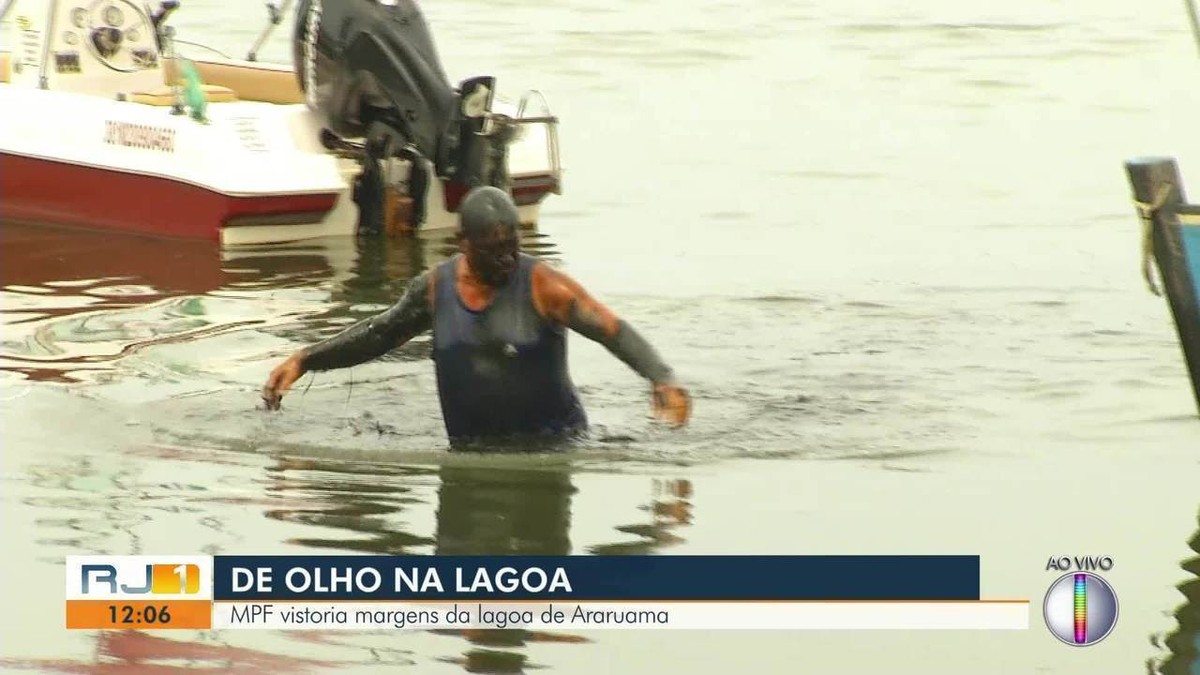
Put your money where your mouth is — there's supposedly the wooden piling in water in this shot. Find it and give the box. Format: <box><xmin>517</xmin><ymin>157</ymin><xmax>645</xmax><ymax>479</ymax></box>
<box><xmin>1125</xmin><ymin>157</ymin><xmax>1200</xmax><ymax>415</ymax></box>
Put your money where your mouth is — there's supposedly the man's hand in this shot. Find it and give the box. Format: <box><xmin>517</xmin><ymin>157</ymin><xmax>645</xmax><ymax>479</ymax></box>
<box><xmin>262</xmin><ymin>353</ymin><xmax>305</xmax><ymax>411</ymax></box>
<box><xmin>652</xmin><ymin>382</ymin><xmax>692</xmax><ymax>428</ymax></box>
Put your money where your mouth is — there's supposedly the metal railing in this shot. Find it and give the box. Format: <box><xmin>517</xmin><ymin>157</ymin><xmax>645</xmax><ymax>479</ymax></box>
<box><xmin>478</xmin><ymin>90</ymin><xmax>562</xmax><ymax>192</ymax></box>
<box><xmin>246</xmin><ymin>0</ymin><xmax>294</xmax><ymax>62</ymax></box>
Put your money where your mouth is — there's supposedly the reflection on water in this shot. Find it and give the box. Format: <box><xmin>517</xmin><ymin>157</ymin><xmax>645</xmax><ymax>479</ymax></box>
<box><xmin>8</xmin><ymin>630</ymin><xmax>345</xmax><ymax>674</ymax></box>
<box><xmin>433</xmin><ymin>464</ymin><xmax>583</xmax><ymax>673</ymax></box>
<box><xmin>260</xmin><ymin>454</ymin><xmax>692</xmax><ymax>673</ymax></box>
<box><xmin>1156</xmin><ymin>508</ymin><xmax>1200</xmax><ymax>675</ymax></box>
<box><xmin>0</xmin><ymin>222</ymin><xmax>560</xmax><ymax>383</ymax></box>
<box><xmin>435</xmin><ymin>465</ymin><xmax>575</xmax><ymax>556</ymax></box>
<box><xmin>588</xmin><ymin>479</ymin><xmax>694</xmax><ymax>555</ymax></box>
<box><xmin>265</xmin><ymin>457</ymin><xmax>439</xmax><ymax>554</ymax></box>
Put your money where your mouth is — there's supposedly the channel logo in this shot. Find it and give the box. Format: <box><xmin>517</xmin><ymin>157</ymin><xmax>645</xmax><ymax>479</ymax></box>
<box><xmin>67</xmin><ymin>556</ymin><xmax>212</xmax><ymax>606</ymax></box>
<box><xmin>82</xmin><ymin>559</ymin><xmax>200</xmax><ymax>590</ymax></box>
<box><xmin>81</xmin><ymin>563</ymin><xmax>201</xmax><ymax>595</ymax></box>
<box><xmin>1043</xmin><ymin>572</ymin><xmax>1118</xmax><ymax>646</ymax></box>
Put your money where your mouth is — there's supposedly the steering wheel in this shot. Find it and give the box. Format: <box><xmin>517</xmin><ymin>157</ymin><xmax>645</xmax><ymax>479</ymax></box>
<box><xmin>83</xmin><ymin>0</ymin><xmax>157</xmax><ymax>72</ymax></box>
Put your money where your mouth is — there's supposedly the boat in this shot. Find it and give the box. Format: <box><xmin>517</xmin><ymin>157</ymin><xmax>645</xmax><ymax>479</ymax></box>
<box><xmin>0</xmin><ymin>0</ymin><xmax>564</xmax><ymax>245</ymax></box>
<box><xmin>1123</xmin><ymin>1</ymin><xmax>1200</xmax><ymax>415</ymax></box>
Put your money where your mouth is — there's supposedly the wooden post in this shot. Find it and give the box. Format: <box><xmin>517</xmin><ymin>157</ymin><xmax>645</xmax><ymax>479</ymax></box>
<box><xmin>1125</xmin><ymin>157</ymin><xmax>1200</xmax><ymax>414</ymax></box>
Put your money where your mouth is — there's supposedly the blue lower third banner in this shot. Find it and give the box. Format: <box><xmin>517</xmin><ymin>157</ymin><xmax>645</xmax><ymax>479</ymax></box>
<box><xmin>214</xmin><ymin>555</ymin><xmax>979</xmax><ymax>602</ymax></box>
<box><xmin>66</xmin><ymin>555</ymin><xmax>1031</xmax><ymax>630</ymax></box>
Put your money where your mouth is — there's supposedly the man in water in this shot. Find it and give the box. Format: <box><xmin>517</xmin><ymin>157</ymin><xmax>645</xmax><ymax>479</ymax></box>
<box><xmin>261</xmin><ymin>187</ymin><xmax>691</xmax><ymax>442</ymax></box>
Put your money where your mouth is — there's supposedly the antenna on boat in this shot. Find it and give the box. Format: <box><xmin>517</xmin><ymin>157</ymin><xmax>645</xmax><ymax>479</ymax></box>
<box><xmin>246</xmin><ymin>0</ymin><xmax>294</xmax><ymax>62</ymax></box>
<box><xmin>1187</xmin><ymin>0</ymin><xmax>1200</xmax><ymax>57</ymax></box>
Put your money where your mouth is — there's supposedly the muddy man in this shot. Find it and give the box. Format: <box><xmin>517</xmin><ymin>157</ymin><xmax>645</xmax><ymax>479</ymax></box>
<box><xmin>262</xmin><ymin>187</ymin><xmax>691</xmax><ymax>443</ymax></box>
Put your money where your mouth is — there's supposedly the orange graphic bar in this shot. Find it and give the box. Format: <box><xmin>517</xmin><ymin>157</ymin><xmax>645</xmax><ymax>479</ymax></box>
<box><xmin>66</xmin><ymin>600</ymin><xmax>211</xmax><ymax>629</ymax></box>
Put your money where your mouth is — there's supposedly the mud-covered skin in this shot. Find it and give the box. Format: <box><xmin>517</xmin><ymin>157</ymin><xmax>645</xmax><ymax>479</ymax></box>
<box><xmin>460</xmin><ymin>188</ymin><xmax>521</xmax><ymax>286</ymax></box>
<box><xmin>566</xmin><ymin>304</ymin><xmax>675</xmax><ymax>384</ymax></box>
<box><xmin>302</xmin><ymin>273</ymin><xmax>433</xmax><ymax>371</ymax></box>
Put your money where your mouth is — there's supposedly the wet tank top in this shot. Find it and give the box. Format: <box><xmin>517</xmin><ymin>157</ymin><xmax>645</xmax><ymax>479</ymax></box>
<box><xmin>432</xmin><ymin>253</ymin><xmax>587</xmax><ymax>440</ymax></box>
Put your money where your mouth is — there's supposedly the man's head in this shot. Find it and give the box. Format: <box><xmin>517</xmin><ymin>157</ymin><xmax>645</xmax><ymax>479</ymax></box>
<box><xmin>458</xmin><ymin>187</ymin><xmax>520</xmax><ymax>287</ymax></box>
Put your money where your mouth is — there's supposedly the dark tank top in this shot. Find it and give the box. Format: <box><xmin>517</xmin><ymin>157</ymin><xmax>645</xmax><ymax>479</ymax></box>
<box><xmin>432</xmin><ymin>253</ymin><xmax>587</xmax><ymax>441</ymax></box>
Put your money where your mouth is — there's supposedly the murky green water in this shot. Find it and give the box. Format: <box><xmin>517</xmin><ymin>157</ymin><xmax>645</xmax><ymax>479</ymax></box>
<box><xmin>3</xmin><ymin>0</ymin><xmax>1200</xmax><ymax>672</ymax></box>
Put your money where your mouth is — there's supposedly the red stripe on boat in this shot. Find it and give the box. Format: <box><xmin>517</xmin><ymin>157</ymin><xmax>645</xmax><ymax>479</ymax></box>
<box><xmin>0</xmin><ymin>152</ymin><xmax>339</xmax><ymax>241</ymax></box>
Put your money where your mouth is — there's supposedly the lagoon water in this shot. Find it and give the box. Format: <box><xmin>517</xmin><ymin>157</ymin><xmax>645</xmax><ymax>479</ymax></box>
<box><xmin>2</xmin><ymin>0</ymin><xmax>1200</xmax><ymax>672</ymax></box>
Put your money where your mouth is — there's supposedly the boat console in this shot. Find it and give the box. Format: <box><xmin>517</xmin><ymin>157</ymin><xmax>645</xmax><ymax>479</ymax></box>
<box><xmin>2</xmin><ymin>0</ymin><xmax>174</xmax><ymax>97</ymax></box>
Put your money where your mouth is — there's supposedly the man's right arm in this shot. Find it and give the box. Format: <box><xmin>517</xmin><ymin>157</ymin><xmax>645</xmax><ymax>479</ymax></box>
<box><xmin>262</xmin><ymin>272</ymin><xmax>433</xmax><ymax>409</ymax></box>
<box><xmin>302</xmin><ymin>271</ymin><xmax>434</xmax><ymax>371</ymax></box>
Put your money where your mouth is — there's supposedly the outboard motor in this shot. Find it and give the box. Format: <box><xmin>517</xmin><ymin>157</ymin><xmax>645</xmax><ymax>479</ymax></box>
<box><xmin>292</xmin><ymin>0</ymin><xmax>511</xmax><ymax>234</ymax></box>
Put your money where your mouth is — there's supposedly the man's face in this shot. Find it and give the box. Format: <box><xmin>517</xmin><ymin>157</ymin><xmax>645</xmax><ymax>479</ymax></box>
<box><xmin>465</xmin><ymin>225</ymin><xmax>519</xmax><ymax>287</ymax></box>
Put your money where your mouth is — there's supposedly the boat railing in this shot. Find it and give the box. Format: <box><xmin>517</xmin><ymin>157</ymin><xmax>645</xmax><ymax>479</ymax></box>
<box><xmin>479</xmin><ymin>90</ymin><xmax>563</xmax><ymax>193</ymax></box>
<box><xmin>246</xmin><ymin>0</ymin><xmax>294</xmax><ymax>62</ymax></box>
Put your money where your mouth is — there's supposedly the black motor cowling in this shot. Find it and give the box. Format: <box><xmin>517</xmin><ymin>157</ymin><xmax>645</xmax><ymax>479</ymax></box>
<box><xmin>293</xmin><ymin>0</ymin><xmax>456</xmax><ymax>162</ymax></box>
<box><xmin>293</xmin><ymin>0</ymin><xmax>514</xmax><ymax>232</ymax></box>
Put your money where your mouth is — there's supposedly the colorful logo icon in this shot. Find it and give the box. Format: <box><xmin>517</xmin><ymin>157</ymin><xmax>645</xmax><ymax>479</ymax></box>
<box><xmin>1043</xmin><ymin>572</ymin><xmax>1118</xmax><ymax>646</ymax></box>
<box><xmin>81</xmin><ymin>563</ymin><xmax>201</xmax><ymax>595</ymax></box>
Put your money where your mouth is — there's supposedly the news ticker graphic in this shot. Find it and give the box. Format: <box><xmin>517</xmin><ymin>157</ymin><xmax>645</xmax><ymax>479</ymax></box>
<box><xmin>66</xmin><ymin>555</ymin><xmax>1029</xmax><ymax>631</ymax></box>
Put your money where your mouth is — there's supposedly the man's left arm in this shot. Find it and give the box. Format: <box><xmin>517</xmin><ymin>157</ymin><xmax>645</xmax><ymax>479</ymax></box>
<box><xmin>532</xmin><ymin>264</ymin><xmax>691</xmax><ymax>426</ymax></box>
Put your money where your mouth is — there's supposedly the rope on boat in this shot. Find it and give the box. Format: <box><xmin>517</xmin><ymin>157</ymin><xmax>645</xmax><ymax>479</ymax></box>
<box><xmin>172</xmin><ymin>40</ymin><xmax>231</xmax><ymax>59</ymax></box>
<box><xmin>1133</xmin><ymin>182</ymin><xmax>1173</xmax><ymax>296</ymax></box>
